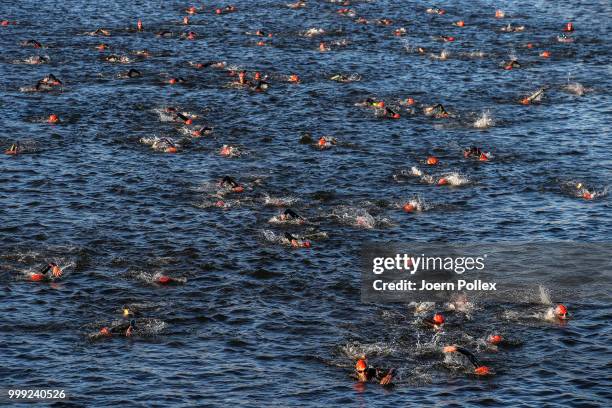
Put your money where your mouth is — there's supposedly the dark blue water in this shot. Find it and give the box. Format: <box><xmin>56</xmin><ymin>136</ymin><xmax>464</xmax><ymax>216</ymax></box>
<box><xmin>1</xmin><ymin>1</ymin><xmax>610</xmax><ymax>406</ymax></box>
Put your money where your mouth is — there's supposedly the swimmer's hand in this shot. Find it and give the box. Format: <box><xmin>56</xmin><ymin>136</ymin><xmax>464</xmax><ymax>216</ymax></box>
<box><xmin>379</xmin><ymin>369</ymin><xmax>394</xmax><ymax>386</ymax></box>
<box><xmin>443</xmin><ymin>345</ymin><xmax>457</xmax><ymax>353</ymax></box>
<box><xmin>51</xmin><ymin>265</ymin><xmax>62</xmax><ymax>278</ymax></box>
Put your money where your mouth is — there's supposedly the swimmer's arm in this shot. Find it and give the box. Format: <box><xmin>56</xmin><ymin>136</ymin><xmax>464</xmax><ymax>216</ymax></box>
<box><xmin>455</xmin><ymin>347</ymin><xmax>481</xmax><ymax>368</ymax></box>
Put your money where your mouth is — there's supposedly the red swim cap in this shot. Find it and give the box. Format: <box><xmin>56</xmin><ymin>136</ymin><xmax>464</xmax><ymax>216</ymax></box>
<box><xmin>30</xmin><ymin>273</ymin><xmax>45</xmax><ymax>281</ymax></box>
<box><xmin>392</xmin><ymin>113</ymin><xmax>400</xmax><ymax>119</ymax></box>
<box><xmin>48</xmin><ymin>114</ymin><xmax>59</xmax><ymax>123</ymax></box>
<box><xmin>303</xmin><ymin>241</ymin><xmax>311</xmax><ymax>248</ymax></box>
<box><xmin>540</xmin><ymin>51</ymin><xmax>551</xmax><ymax>58</ymax></box>
<box><xmin>157</xmin><ymin>276</ymin><xmax>171</xmax><ymax>284</ymax></box>
<box><xmin>185</xmin><ymin>118</ymin><xmax>193</xmax><ymax>125</ymax></box>
<box><xmin>216</xmin><ymin>8</ymin><xmax>222</xmax><ymax>14</ymax></box>
<box><xmin>474</xmin><ymin>366</ymin><xmax>490</xmax><ymax>375</ymax></box>
<box><xmin>583</xmin><ymin>192</ymin><xmax>593</xmax><ymax>200</ymax></box>
<box><xmin>564</xmin><ymin>22</ymin><xmax>573</xmax><ymax>32</ymax></box>
<box><xmin>555</xmin><ymin>304</ymin><xmax>567</xmax><ymax>318</ymax></box>
<box><xmin>437</xmin><ymin>178</ymin><xmax>448</xmax><ymax>186</ymax></box>
<box><xmin>169</xmin><ymin>78</ymin><xmax>177</xmax><ymax>84</ymax></box>
<box><xmin>355</xmin><ymin>359</ymin><xmax>367</xmax><ymax>371</ymax></box>
<box><xmin>100</xmin><ymin>327</ymin><xmax>112</xmax><ymax>336</ymax></box>
<box><xmin>488</xmin><ymin>334</ymin><xmax>502</xmax><ymax>345</ymax></box>
<box><xmin>233</xmin><ymin>186</ymin><xmax>244</xmax><ymax>193</ymax></box>
<box><xmin>1</xmin><ymin>20</ymin><xmax>10</xmax><ymax>26</ymax></box>
<box><xmin>433</xmin><ymin>313</ymin><xmax>445</xmax><ymax>325</ymax></box>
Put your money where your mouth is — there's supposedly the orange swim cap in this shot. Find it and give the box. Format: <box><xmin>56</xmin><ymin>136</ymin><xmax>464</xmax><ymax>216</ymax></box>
<box><xmin>185</xmin><ymin>118</ymin><xmax>193</xmax><ymax>125</ymax></box>
<box><xmin>427</xmin><ymin>156</ymin><xmax>439</xmax><ymax>165</ymax></box>
<box><xmin>540</xmin><ymin>51</ymin><xmax>551</xmax><ymax>58</ymax></box>
<box><xmin>474</xmin><ymin>366</ymin><xmax>490</xmax><ymax>375</ymax></box>
<box><xmin>433</xmin><ymin>313</ymin><xmax>445</xmax><ymax>325</ymax></box>
<box><xmin>256</xmin><ymin>40</ymin><xmax>265</xmax><ymax>46</ymax></box>
<box><xmin>30</xmin><ymin>273</ymin><xmax>45</xmax><ymax>281</ymax></box>
<box><xmin>520</xmin><ymin>98</ymin><xmax>530</xmax><ymax>105</ymax></box>
<box><xmin>165</xmin><ymin>146</ymin><xmax>178</xmax><ymax>153</ymax></box>
<box><xmin>100</xmin><ymin>327</ymin><xmax>112</xmax><ymax>336</ymax></box>
<box><xmin>1</xmin><ymin>20</ymin><xmax>9</xmax><ymax>26</ymax></box>
<box><xmin>233</xmin><ymin>186</ymin><xmax>244</xmax><ymax>193</ymax></box>
<box><xmin>169</xmin><ymin>78</ymin><xmax>177</xmax><ymax>85</ymax></box>
<box><xmin>555</xmin><ymin>304</ymin><xmax>567</xmax><ymax>318</ymax></box>
<box><xmin>407</xmin><ymin>97</ymin><xmax>415</xmax><ymax>105</ymax></box>
<box><xmin>289</xmin><ymin>74</ymin><xmax>300</xmax><ymax>83</ymax></box>
<box><xmin>526</xmin><ymin>43</ymin><xmax>533</xmax><ymax>49</ymax></box>
<box><xmin>456</xmin><ymin>21</ymin><xmax>465</xmax><ymax>27</ymax></box>
<box><xmin>318</xmin><ymin>137</ymin><xmax>326</xmax><ymax>147</ymax></box>
<box><xmin>355</xmin><ymin>359</ymin><xmax>367</xmax><ymax>371</ymax></box>
<box><xmin>495</xmin><ymin>10</ymin><xmax>504</xmax><ymax>18</ymax></box>
<box><xmin>48</xmin><ymin>114</ymin><xmax>59</xmax><ymax>123</ymax></box>
<box><xmin>97</xmin><ymin>44</ymin><xmax>107</xmax><ymax>51</ymax></box>
<box><xmin>583</xmin><ymin>192</ymin><xmax>593</xmax><ymax>200</ymax></box>
<box><xmin>488</xmin><ymin>334</ymin><xmax>502</xmax><ymax>345</ymax></box>
<box><xmin>403</xmin><ymin>203</ymin><xmax>415</xmax><ymax>213</ymax></box>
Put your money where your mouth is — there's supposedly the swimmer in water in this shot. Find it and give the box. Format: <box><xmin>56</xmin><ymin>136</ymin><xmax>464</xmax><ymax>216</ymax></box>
<box><xmin>424</xmin><ymin>313</ymin><xmax>445</xmax><ymax>330</ymax></box>
<box><xmin>464</xmin><ymin>146</ymin><xmax>490</xmax><ymax>161</ymax></box>
<box><xmin>280</xmin><ymin>209</ymin><xmax>302</xmax><ymax>221</ymax></box>
<box><xmin>156</xmin><ymin>30</ymin><xmax>173</xmax><ymax>38</ymax></box>
<box><xmin>520</xmin><ymin>88</ymin><xmax>544</xmax><ymax>105</ymax></box>
<box><xmin>424</xmin><ymin>103</ymin><xmax>449</xmax><ymax>118</ymax></box>
<box><xmin>5</xmin><ymin>143</ymin><xmax>21</xmax><ymax>155</ymax></box>
<box><xmin>125</xmin><ymin>68</ymin><xmax>142</xmax><ymax>78</ymax></box>
<box><xmin>504</xmin><ymin>60</ymin><xmax>521</xmax><ymax>70</ymax></box>
<box><xmin>220</xmin><ymin>176</ymin><xmax>244</xmax><ymax>193</ymax></box>
<box><xmin>316</xmin><ymin>136</ymin><xmax>337</xmax><ymax>149</ymax></box>
<box><xmin>29</xmin><ymin>262</ymin><xmax>63</xmax><ymax>281</ymax></box>
<box><xmin>382</xmin><ymin>107</ymin><xmax>401</xmax><ymax>119</ymax></box>
<box><xmin>353</xmin><ymin>359</ymin><xmax>394</xmax><ymax>386</ymax></box>
<box><xmin>283</xmin><ymin>232</ymin><xmax>311</xmax><ymax>248</ymax></box>
<box><xmin>443</xmin><ymin>345</ymin><xmax>491</xmax><ymax>375</ymax></box>
<box><xmin>90</xmin><ymin>28</ymin><xmax>111</xmax><ymax>36</ymax></box>
<box><xmin>21</xmin><ymin>39</ymin><xmax>43</xmax><ymax>48</ymax></box>
<box><xmin>546</xmin><ymin>304</ymin><xmax>569</xmax><ymax>321</ymax></box>
<box><xmin>426</xmin><ymin>6</ymin><xmax>445</xmax><ymax>15</ymax></box>
<box><xmin>97</xmin><ymin>319</ymin><xmax>136</xmax><ymax>338</ymax></box>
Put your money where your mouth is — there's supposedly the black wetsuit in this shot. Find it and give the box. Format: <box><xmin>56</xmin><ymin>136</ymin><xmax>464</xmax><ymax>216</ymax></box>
<box><xmin>127</xmin><ymin>69</ymin><xmax>141</xmax><ymax>78</ymax></box>
<box><xmin>221</xmin><ymin>176</ymin><xmax>239</xmax><ymax>188</ymax></box>
<box><xmin>454</xmin><ymin>347</ymin><xmax>481</xmax><ymax>368</ymax></box>
<box><xmin>110</xmin><ymin>319</ymin><xmax>135</xmax><ymax>334</ymax></box>
<box><xmin>38</xmin><ymin>262</ymin><xmax>58</xmax><ymax>275</ymax></box>
<box><xmin>283</xmin><ymin>209</ymin><xmax>301</xmax><ymax>220</ymax></box>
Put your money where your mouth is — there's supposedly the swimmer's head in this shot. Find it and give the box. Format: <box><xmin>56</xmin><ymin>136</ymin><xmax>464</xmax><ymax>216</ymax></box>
<box><xmin>437</xmin><ymin>178</ymin><xmax>448</xmax><ymax>186</ymax></box>
<box><xmin>583</xmin><ymin>192</ymin><xmax>593</xmax><ymax>200</ymax></box>
<box><xmin>406</xmin><ymin>97</ymin><xmax>415</xmax><ymax>105</ymax></box>
<box><xmin>303</xmin><ymin>241</ymin><xmax>311</xmax><ymax>248</ymax></box>
<box><xmin>289</xmin><ymin>74</ymin><xmax>300</xmax><ymax>83</ymax></box>
<box><xmin>137</xmin><ymin>19</ymin><xmax>143</xmax><ymax>31</ymax></box>
<box><xmin>474</xmin><ymin>366</ymin><xmax>490</xmax><ymax>375</ymax></box>
<box><xmin>427</xmin><ymin>156</ymin><xmax>439</xmax><ymax>166</ymax></box>
<box><xmin>100</xmin><ymin>327</ymin><xmax>111</xmax><ymax>336</ymax></box>
<box><xmin>488</xmin><ymin>334</ymin><xmax>502</xmax><ymax>345</ymax></box>
<box><xmin>403</xmin><ymin>203</ymin><xmax>415</xmax><ymax>213</ymax></box>
<box><xmin>355</xmin><ymin>359</ymin><xmax>367</xmax><ymax>372</ymax></box>
<box><xmin>433</xmin><ymin>313</ymin><xmax>445</xmax><ymax>325</ymax></box>
<box><xmin>540</xmin><ymin>51</ymin><xmax>551</xmax><ymax>58</ymax></box>
<box><xmin>564</xmin><ymin>22</ymin><xmax>573</xmax><ymax>32</ymax></box>
<box><xmin>555</xmin><ymin>304</ymin><xmax>568</xmax><ymax>319</ymax></box>
<box><xmin>48</xmin><ymin>114</ymin><xmax>59</xmax><ymax>123</ymax></box>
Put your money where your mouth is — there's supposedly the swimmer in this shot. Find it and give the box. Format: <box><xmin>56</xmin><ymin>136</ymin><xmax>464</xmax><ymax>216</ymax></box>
<box><xmin>426</xmin><ymin>6</ymin><xmax>445</xmax><ymax>15</ymax></box>
<box><xmin>316</xmin><ymin>136</ymin><xmax>337</xmax><ymax>149</ymax></box>
<box><xmin>546</xmin><ymin>304</ymin><xmax>569</xmax><ymax>321</ymax></box>
<box><xmin>156</xmin><ymin>30</ymin><xmax>173</xmax><ymax>38</ymax></box>
<box><xmin>503</xmin><ymin>60</ymin><xmax>521</xmax><ymax>70</ymax></box>
<box><xmin>90</xmin><ymin>28</ymin><xmax>111</xmax><ymax>36</ymax></box>
<box><xmin>219</xmin><ymin>176</ymin><xmax>244</xmax><ymax>193</ymax></box>
<box><xmin>353</xmin><ymin>359</ymin><xmax>394</xmax><ymax>386</ymax></box>
<box><xmin>575</xmin><ymin>183</ymin><xmax>595</xmax><ymax>200</ymax></box>
<box><xmin>329</xmin><ymin>74</ymin><xmax>360</xmax><ymax>83</ymax></box>
<box><xmin>125</xmin><ymin>68</ymin><xmax>142</xmax><ymax>78</ymax></box>
<box><xmin>21</xmin><ymin>39</ymin><xmax>42</xmax><ymax>48</ymax></box>
<box><xmin>287</xmin><ymin>1</ymin><xmax>306</xmax><ymax>9</ymax></box>
<box><xmin>21</xmin><ymin>55</ymin><xmax>50</xmax><ymax>65</ymax></box>
<box><xmin>520</xmin><ymin>88</ymin><xmax>544</xmax><ymax>105</ymax></box>
<box><xmin>557</xmin><ymin>34</ymin><xmax>574</xmax><ymax>43</ymax></box>
<box><xmin>500</xmin><ymin>23</ymin><xmax>525</xmax><ymax>32</ymax></box>
<box><xmin>97</xmin><ymin>319</ymin><xmax>136</xmax><ymax>338</ymax></box>
<box><xmin>5</xmin><ymin>143</ymin><xmax>21</xmax><ymax>155</ymax></box>
<box><xmin>280</xmin><ymin>209</ymin><xmax>303</xmax><ymax>221</ymax></box>
<box><xmin>155</xmin><ymin>275</ymin><xmax>178</xmax><ymax>284</ymax></box>
<box><xmin>443</xmin><ymin>345</ymin><xmax>491</xmax><ymax>375</ymax></box>
<box><xmin>382</xmin><ymin>107</ymin><xmax>401</xmax><ymax>119</ymax></box>
<box><xmin>168</xmin><ymin>77</ymin><xmax>186</xmax><ymax>85</ymax></box>
<box><xmin>283</xmin><ymin>232</ymin><xmax>311</xmax><ymax>248</ymax></box>
<box><xmin>189</xmin><ymin>126</ymin><xmax>213</xmax><ymax>137</ymax></box>
<box><xmin>424</xmin><ymin>313</ymin><xmax>445</xmax><ymax>330</ymax></box>
<box><xmin>181</xmin><ymin>31</ymin><xmax>197</xmax><ymax>40</ymax></box>
<box><xmin>394</xmin><ymin>28</ymin><xmax>407</xmax><ymax>36</ymax></box>
<box><xmin>29</xmin><ymin>262</ymin><xmax>62</xmax><ymax>281</ymax></box>
<box><xmin>463</xmin><ymin>146</ymin><xmax>490</xmax><ymax>161</ymax></box>
<box><xmin>137</xmin><ymin>19</ymin><xmax>144</xmax><ymax>32</ymax></box>
<box><xmin>34</xmin><ymin>74</ymin><xmax>62</xmax><ymax>91</ymax></box>
<box><xmin>319</xmin><ymin>42</ymin><xmax>330</xmax><ymax>52</ymax></box>
<box><xmin>424</xmin><ymin>103</ymin><xmax>449</xmax><ymax>118</ymax></box>
<box><xmin>563</xmin><ymin>22</ymin><xmax>574</xmax><ymax>32</ymax></box>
